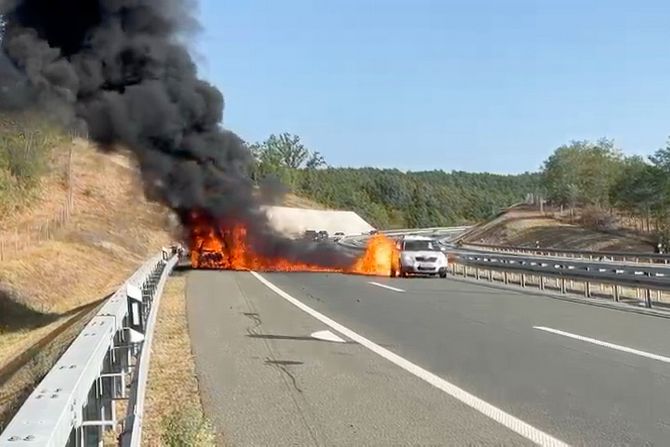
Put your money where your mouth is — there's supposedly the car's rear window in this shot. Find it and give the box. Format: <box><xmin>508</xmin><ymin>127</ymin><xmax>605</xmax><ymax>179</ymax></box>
<box><xmin>403</xmin><ymin>241</ymin><xmax>439</xmax><ymax>251</ymax></box>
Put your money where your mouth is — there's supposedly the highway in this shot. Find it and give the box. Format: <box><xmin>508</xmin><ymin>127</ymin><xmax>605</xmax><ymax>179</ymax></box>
<box><xmin>187</xmin><ymin>270</ymin><xmax>670</xmax><ymax>446</ymax></box>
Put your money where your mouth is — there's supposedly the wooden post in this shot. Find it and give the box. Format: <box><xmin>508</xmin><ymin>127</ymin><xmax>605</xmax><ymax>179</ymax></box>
<box><xmin>67</xmin><ymin>145</ymin><xmax>74</xmax><ymax>212</ymax></box>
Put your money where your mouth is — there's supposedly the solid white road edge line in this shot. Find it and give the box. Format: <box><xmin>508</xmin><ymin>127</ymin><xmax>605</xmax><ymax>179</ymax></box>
<box><xmin>368</xmin><ymin>281</ymin><xmax>405</xmax><ymax>293</ymax></box>
<box><xmin>534</xmin><ymin>326</ymin><xmax>670</xmax><ymax>364</ymax></box>
<box><xmin>251</xmin><ymin>271</ymin><xmax>568</xmax><ymax>447</ymax></box>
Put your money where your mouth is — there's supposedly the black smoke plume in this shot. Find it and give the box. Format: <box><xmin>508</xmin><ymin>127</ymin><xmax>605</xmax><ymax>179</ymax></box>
<box><xmin>0</xmin><ymin>0</ymin><xmax>353</xmax><ymax>268</ymax></box>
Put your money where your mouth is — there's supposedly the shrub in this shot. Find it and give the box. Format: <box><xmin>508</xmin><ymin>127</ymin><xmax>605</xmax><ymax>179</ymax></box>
<box><xmin>0</xmin><ymin>114</ymin><xmax>66</xmax><ymax>210</ymax></box>
<box><xmin>580</xmin><ymin>206</ymin><xmax>616</xmax><ymax>231</ymax></box>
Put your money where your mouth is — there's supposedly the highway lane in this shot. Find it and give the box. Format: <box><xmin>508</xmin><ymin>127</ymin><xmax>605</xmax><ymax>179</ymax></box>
<box><xmin>186</xmin><ymin>270</ymin><xmax>531</xmax><ymax>446</ymax></box>
<box><xmin>187</xmin><ymin>270</ymin><xmax>670</xmax><ymax>446</ymax></box>
<box><xmin>263</xmin><ymin>273</ymin><xmax>670</xmax><ymax>446</ymax></box>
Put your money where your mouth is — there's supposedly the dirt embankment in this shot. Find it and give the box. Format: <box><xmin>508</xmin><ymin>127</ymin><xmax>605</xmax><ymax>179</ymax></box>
<box><xmin>0</xmin><ymin>138</ymin><xmax>175</xmax><ymax>363</ymax></box>
<box><xmin>461</xmin><ymin>208</ymin><xmax>655</xmax><ymax>252</ymax></box>
<box><xmin>0</xmin><ymin>137</ymin><xmax>175</xmax><ymax>427</ymax></box>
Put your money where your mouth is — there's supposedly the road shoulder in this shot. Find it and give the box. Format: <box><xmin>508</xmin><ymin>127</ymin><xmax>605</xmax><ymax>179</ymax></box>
<box><xmin>143</xmin><ymin>273</ymin><xmax>216</xmax><ymax>446</ymax></box>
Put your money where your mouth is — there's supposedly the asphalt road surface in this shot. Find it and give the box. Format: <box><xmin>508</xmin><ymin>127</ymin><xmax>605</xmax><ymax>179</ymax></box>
<box><xmin>187</xmin><ymin>270</ymin><xmax>670</xmax><ymax>446</ymax></box>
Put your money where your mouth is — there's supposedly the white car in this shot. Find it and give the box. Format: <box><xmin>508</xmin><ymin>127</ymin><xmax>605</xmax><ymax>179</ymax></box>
<box><xmin>393</xmin><ymin>236</ymin><xmax>448</xmax><ymax>278</ymax></box>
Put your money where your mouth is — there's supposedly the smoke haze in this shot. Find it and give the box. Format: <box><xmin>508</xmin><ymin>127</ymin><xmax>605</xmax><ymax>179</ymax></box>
<box><xmin>0</xmin><ymin>0</ymin><xmax>353</xmax><ymax>268</ymax></box>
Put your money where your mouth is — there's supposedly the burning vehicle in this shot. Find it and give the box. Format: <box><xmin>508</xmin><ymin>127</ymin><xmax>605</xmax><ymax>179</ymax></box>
<box><xmin>186</xmin><ymin>212</ymin><xmax>400</xmax><ymax>276</ymax></box>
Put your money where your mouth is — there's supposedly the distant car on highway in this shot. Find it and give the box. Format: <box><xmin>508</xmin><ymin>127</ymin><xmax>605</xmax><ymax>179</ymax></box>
<box><xmin>332</xmin><ymin>231</ymin><xmax>345</xmax><ymax>241</ymax></box>
<box><xmin>317</xmin><ymin>230</ymin><xmax>329</xmax><ymax>241</ymax></box>
<box><xmin>304</xmin><ymin>230</ymin><xmax>318</xmax><ymax>241</ymax></box>
<box><xmin>394</xmin><ymin>236</ymin><xmax>447</xmax><ymax>278</ymax></box>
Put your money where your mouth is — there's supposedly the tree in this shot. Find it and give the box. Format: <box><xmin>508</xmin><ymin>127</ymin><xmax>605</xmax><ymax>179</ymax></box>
<box><xmin>305</xmin><ymin>151</ymin><xmax>327</xmax><ymax>169</ymax></box>
<box><xmin>266</xmin><ymin>133</ymin><xmax>308</xmax><ymax>168</ymax></box>
<box><xmin>542</xmin><ymin>139</ymin><xmax>623</xmax><ymax>210</ymax></box>
<box><xmin>650</xmin><ymin>142</ymin><xmax>670</xmax><ymax>172</ymax></box>
<box><xmin>248</xmin><ymin>132</ymin><xmax>539</xmax><ymax>228</ymax></box>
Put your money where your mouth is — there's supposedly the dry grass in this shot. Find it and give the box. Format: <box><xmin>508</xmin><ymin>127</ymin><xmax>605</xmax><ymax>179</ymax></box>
<box><xmin>464</xmin><ymin>209</ymin><xmax>653</xmax><ymax>252</ymax></box>
<box><xmin>283</xmin><ymin>192</ymin><xmax>326</xmax><ymax>210</ymax></box>
<box><xmin>0</xmin><ymin>139</ymin><xmax>173</xmax><ymax>368</ymax></box>
<box><xmin>143</xmin><ymin>276</ymin><xmax>216</xmax><ymax>446</ymax></box>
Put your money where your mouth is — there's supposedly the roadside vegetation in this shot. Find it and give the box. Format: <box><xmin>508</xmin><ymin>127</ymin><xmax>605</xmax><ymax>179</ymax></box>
<box><xmin>143</xmin><ymin>276</ymin><xmax>216</xmax><ymax>446</ymax></box>
<box><xmin>0</xmin><ymin>114</ymin><xmax>68</xmax><ymax>213</ymax></box>
<box><xmin>541</xmin><ymin>138</ymin><xmax>670</xmax><ymax>242</ymax></box>
<box><xmin>0</xmin><ymin>114</ymin><xmax>173</xmax><ymax>429</ymax></box>
<box><xmin>249</xmin><ymin>133</ymin><xmax>670</xmax><ymax>245</ymax></box>
<box><xmin>249</xmin><ymin>133</ymin><xmax>539</xmax><ymax>228</ymax></box>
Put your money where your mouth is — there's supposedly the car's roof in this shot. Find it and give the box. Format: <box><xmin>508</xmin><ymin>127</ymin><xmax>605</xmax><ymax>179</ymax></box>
<box><xmin>402</xmin><ymin>235</ymin><xmax>433</xmax><ymax>241</ymax></box>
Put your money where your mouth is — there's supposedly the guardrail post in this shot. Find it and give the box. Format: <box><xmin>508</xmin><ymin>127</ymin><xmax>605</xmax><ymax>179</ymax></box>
<box><xmin>560</xmin><ymin>277</ymin><xmax>566</xmax><ymax>294</ymax></box>
<box><xmin>521</xmin><ymin>273</ymin><xmax>526</xmax><ymax>288</ymax></box>
<box><xmin>585</xmin><ymin>281</ymin><xmax>591</xmax><ymax>298</ymax></box>
<box><xmin>476</xmin><ymin>267</ymin><xmax>480</xmax><ymax>280</ymax></box>
<box><xmin>613</xmin><ymin>285</ymin><xmax>620</xmax><ymax>302</ymax></box>
<box><xmin>487</xmin><ymin>269</ymin><xmax>492</xmax><ymax>281</ymax></box>
<box><xmin>503</xmin><ymin>271</ymin><xmax>508</xmax><ymax>285</ymax></box>
<box><xmin>645</xmin><ymin>289</ymin><xmax>652</xmax><ymax>308</ymax></box>
<box><xmin>539</xmin><ymin>276</ymin><xmax>545</xmax><ymax>290</ymax></box>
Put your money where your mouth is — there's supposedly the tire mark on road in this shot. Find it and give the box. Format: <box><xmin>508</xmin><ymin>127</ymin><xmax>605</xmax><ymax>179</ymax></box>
<box><xmin>236</xmin><ymin>275</ymin><xmax>323</xmax><ymax>446</ymax></box>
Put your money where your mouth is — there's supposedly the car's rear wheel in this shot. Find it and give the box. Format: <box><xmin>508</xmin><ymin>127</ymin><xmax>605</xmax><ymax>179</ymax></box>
<box><xmin>439</xmin><ymin>271</ymin><xmax>447</xmax><ymax>278</ymax></box>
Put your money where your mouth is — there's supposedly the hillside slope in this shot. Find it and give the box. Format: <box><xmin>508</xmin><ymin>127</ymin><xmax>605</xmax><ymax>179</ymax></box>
<box><xmin>0</xmin><ymin>138</ymin><xmax>174</xmax><ymax>365</ymax></box>
<box><xmin>461</xmin><ymin>207</ymin><xmax>655</xmax><ymax>252</ymax></box>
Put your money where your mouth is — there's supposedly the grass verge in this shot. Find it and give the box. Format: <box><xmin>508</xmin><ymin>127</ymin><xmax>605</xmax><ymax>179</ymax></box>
<box><xmin>142</xmin><ymin>275</ymin><xmax>217</xmax><ymax>446</ymax></box>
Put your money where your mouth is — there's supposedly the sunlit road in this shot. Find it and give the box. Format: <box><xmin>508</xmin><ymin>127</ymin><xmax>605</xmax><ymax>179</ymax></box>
<box><xmin>186</xmin><ymin>270</ymin><xmax>670</xmax><ymax>446</ymax></box>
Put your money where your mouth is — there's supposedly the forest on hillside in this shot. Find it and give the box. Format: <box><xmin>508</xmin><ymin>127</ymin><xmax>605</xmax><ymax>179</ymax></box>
<box><xmin>248</xmin><ymin>133</ymin><xmax>539</xmax><ymax>228</ymax></box>
<box><xmin>540</xmin><ymin>138</ymin><xmax>670</xmax><ymax>237</ymax></box>
<box><xmin>249</xmin><ymin>133</ymin><xmax>670</xmax><ymax>235</ymax></box>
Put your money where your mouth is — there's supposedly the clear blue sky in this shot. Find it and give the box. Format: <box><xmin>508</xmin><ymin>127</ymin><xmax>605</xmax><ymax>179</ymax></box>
<box><xmin>194</xmin><ymin>0</ymin><xmax>670</xmax><ymax>174</ymax></box>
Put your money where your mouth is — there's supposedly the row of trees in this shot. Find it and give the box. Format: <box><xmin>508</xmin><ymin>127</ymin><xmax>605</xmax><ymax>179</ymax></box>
<box><xmin>247</xmin><ymin>133</ymin><xmax>538</xmax><ymax>228</ymax></box>
<box><xmin>541</xmin><ymin>138</ymin><xmax>670</xmax><ymax>234</ymax></box>
<box><xmin>248</xmin><ymin>132</ymin><xmax>670</xmax><ymax>234</ymax></box>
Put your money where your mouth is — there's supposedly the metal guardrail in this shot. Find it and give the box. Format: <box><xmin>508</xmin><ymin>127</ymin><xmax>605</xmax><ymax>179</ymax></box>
<box><xmin>0</xmin><ymin>250</ymin><xmax>179</xmax><ymax>446</ymax></box>
<box><xmin>339</xmin><ymin>226</ymin><xmax>471</xmax><ymax>250</ymax></box>
<box><xmin>450</xmin><ymin>253</ymin><xmax>670</xmax><ymax>308</ymax></box>
<box><xmin>380</xmin><ymin>226</ymin><xmax>471</xmax><ymax>235</ymax></box>
<box><xmin>464</xmin><ymin>243</ymin><xmax>670</xmax><ymax>264</ymax></box>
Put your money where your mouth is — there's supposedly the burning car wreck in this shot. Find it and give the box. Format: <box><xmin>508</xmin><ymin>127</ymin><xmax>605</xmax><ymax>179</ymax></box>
<box><xmin>185</xmin><ymin>211</ymin><xmax>400</xmax><ymax>276</ymax></box>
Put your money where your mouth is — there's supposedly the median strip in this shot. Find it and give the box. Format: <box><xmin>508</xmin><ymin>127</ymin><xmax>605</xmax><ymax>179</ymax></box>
<box><xmin>533</xmin><ymin>326</ymin><xmax>670</xmax><ymax>364</ymax></box>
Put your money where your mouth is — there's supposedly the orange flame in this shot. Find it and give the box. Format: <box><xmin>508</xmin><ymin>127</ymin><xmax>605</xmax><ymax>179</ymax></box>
<box><xmin>187</xmin><ymin>213</ymin><xmax>399</xmax><ymax>276</ymax></box>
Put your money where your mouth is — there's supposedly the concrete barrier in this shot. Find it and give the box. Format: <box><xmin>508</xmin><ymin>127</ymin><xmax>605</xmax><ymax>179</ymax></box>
<box><xmin>262</xmin><ymin>206</ymin><xmax>374</xmax><ymax>237</ymax></box>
